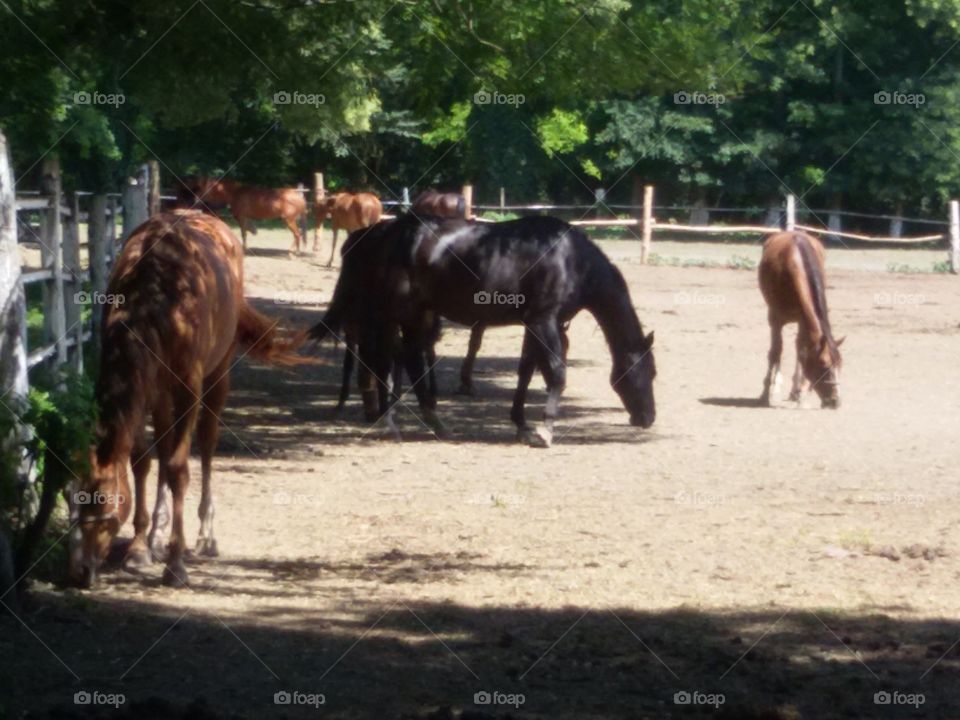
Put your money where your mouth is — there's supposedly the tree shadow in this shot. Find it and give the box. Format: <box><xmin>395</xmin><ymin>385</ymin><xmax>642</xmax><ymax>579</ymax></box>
<box><xmin>3</xmin><ymin>557</ymin><xmax>957</xmax><ymax>719</ymax></box>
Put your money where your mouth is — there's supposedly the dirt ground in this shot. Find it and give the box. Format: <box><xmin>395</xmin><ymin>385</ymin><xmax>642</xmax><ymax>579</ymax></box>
<box><xmin>3</xmin><ymin>225</ymin><xmax>960</xmax><ymax>719</ymax></box>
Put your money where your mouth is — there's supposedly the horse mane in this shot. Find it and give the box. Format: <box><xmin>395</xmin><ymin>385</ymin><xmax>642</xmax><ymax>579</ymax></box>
<box><xmin>580</xmin><ymin>237</ymin><xmax>646</xmax><ymax>355</ymax></box>
<box><xmin>794</xmin><ymin>233</ymin><xmax>835</xmax><ymax>344</ymax></box>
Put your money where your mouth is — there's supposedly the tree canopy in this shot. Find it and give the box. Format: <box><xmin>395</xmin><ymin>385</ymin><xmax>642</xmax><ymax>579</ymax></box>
<box><xmin>2</xmin><ymin>0</ymin><xmax>960</xmax><ymax>215</ymax></box>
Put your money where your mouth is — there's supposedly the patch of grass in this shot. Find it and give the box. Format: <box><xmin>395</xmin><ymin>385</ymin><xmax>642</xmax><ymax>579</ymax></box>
<box><xmin>647</xmin><ymin>253</ymin><xmax>722</xmax><ymax>269</ymax></box>
<box><xmin>888</xmin><ymin>260</ymin><xmax>954</xmax><ymax>274</ymax></box>
<box><xmin>727</xmin><ymin>254</ymin><xmax>758</xmax><ymax>270</ymax></box>
<box><xmin>837</xmin><ymin>528</ymin><xmax>874</xmax><ymax>553</ymax></box>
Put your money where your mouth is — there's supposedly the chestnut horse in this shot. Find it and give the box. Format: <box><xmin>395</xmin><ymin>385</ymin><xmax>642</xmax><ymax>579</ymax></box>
<box><xmin>759</xmin><ymin>231</ymin><xmax>843</xmax><ymax>408</ymax></box>
<box><xmin>313</xmin><ymin>191</ymin><xmax>382</xmax><ymax>266</ymax></box>
<box><xmin>411</xmin><ymin>189</ymin><xmax>466</xmax><ymax>219</ymax></box>
<box><xmin>176</xmin><ymin>177</ymin><xmax>306</xmax><ymax>251</ymax></box>
<box><xmin>73</xmin><ymin>211</ymin><xmax>310</xmax><ymax>588</ymax></box>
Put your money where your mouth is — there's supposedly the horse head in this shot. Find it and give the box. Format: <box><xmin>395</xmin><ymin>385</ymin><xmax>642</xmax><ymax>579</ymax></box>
<box><xmin>610</xmin><ymin>330</ymin><xmax>657</xmax><ymax>428</ymax></box>
<box><xmin>804</xmin><ymin>335</ymin><xmax>844</xmax><ymax>409</ymax></box>
<box><xmin>71</xmin><ymin>447</ymin><xmax>132</xmax><ymax>587</ymax></box>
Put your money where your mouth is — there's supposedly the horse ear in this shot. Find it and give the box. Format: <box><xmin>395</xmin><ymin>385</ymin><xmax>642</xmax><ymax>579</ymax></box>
<box><xmin>645</xmin><ymin>331</ymin><xmax>655</xmax><ymax>347</ymax></box>
<box><xmin>835</xmin><ymin>336</ymin><xmax>845</xmax><ymax>347</ymax></box>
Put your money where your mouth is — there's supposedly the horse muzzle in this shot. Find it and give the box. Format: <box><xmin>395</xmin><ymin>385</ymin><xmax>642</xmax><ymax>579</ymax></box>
<box><xmin>631</xmin><ymin>412</ymin><xmax>655</xmax><ymax>429</ymax></box>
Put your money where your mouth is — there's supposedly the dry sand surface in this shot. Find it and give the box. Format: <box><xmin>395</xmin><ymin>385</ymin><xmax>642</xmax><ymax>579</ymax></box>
<box><xmin>4</xmin><ymin>226</ymin><xmax>960</xmax><ymax>719</ymax></box>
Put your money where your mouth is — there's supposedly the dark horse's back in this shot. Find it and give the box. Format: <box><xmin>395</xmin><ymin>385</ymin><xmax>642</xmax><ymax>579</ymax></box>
<box><xmin>382</xmin><ymin>214</ymin><xmax>611</xmax><ymax>326</ymax></box>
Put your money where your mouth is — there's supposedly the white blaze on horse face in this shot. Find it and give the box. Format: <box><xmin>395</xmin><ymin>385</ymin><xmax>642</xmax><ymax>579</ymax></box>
<box><xmin>428</xmin><ymin>226</ymin><xmax>475</xmax><ymax>265</ymax></box>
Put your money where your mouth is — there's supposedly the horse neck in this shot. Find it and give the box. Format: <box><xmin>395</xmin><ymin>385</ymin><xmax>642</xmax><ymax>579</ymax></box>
<box><xmin>794</xmin><ymin>236</ymin><xmax>834</xmax><ymax>347</ymax></box>
<box><xmin>584</xmin><ymin>260</ymin><xmax>645</xmax><ymax>361</ymax></box>
<box><xmin>94</xmin><ymin>329</ymin><xmax>153</xmax><ymax>469</ymax></box>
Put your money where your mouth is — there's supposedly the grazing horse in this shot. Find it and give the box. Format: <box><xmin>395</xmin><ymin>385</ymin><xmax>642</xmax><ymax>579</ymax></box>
<box><xmin>759</xmin><ymin>231</ymin><xmax>843</xmax><ymax>408</ymax></box>
<box><xmin>411</xmin><ymin>189</ymin><xmax>466</xmax><ymax>219</ymax></box>
<box><xmin>313</xmin><ymin>191</ymin><xmax>382</xmax><ymax>266</ymax></box>
<box><xmin>72</xmin><ymin>211</ymin><xmax>311</xmax><ymax>588</ymax></box>
<box><xmin>309</xmin><ymin>215</ymin><xmax>656</xmax><ymax>446</ymax></box>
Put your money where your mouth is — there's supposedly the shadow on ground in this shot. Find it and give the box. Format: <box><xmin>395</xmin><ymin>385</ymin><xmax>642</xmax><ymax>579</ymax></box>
<box><xmin>1</xmin><ymin>553</ymin><xmax>953</xmax><ymax>719</ymax></box>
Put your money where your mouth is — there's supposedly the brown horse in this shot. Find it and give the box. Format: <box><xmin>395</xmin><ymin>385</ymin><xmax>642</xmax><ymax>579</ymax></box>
<box><xmin>411</xmin><ymin>189</ymin><xmax>466</xmax><ymax>219</ymax></box>
<box><xmin>313</xmin><ymin>191</ymin><xmax>382</xmax><ymax>266</ymax></box>
<box><xmin>224</xmin><ymin>180</ymin><xmax>307</xmax><ymax>253</ymax></box>
<box><xmin>72</xmin><ymin>211</ymin><xmax>310</xmax><ymax>588</ymax></box>
<box><xmin>759</xmin><ymin>231</ymin><xmax>843</xmax><ymax>408</ymax></box>
<box><xmin>176</xmin><ymin>176</ymin><xmax>233</xmax><ymax>213</ymax></box>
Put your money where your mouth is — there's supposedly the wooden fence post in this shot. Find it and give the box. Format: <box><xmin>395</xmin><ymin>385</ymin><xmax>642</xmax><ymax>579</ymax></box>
<box><xmin>122</xmin><ymin>166</ymin><xmax>148</xmax><ymax>243</ymax></box>
<box><xmin>107</xmin><ymin>195</ymin><xmax>119</xmax><ymax>263</ymax></box>
<box><xmin>499</xmin><ymin>187</ymin><xmax>505</xmax><ymax>211</ymax></box>
<box><xmin>462</xmin><ymin>184</ymin><xmax>473</xmax><ymax>219</ymax></box>
<box><xmin>62</xmin><ymin>192</ymin><xmax>82</xmax><ymax>371</ymax></box>
<box><xmin>314</xmin><ymin>172</ymin><xmax>324</xmax><ymax>202</ymax></box>
<box><xmin>785</xmin><ymin>194</ymin><xmax>796</xmax><ymax>231</ymax></box>
<box><xmin>147</xmin><ymin>160</ymin><xmax>161</xmax><ymax>215</ymax></box>
<box><xmin>0</xmin><ymin>129</ymin><xmax>28</xmax><ymax>404</ymax></box>
<box><xmin>950</xmin><ymin>200</ymin><xmax>959</xmax><ymax>274</ymax></box>
<box><xmin>39</xmin><ymin>157</ymin><xmax>67</xmax><ymax>366</ymax></box>
<box><xmin>641</xmin><ymin>184</ymin><xmax>654</xmax><ymax>264</ymax></box>
<box><xmin>89</xmin><ymin>194</ymin><xmax>108</xmax><ymax>350</ymax></box>
<box><xmin>402</xmin><ymin>187</ymin><xmax>410</xmax><ymax>209</ymax></box>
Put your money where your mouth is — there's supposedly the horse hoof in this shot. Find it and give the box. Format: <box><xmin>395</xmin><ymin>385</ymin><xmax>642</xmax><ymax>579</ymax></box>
<box><xmin>455</xmin><ymin>384</ymin><xmax>475</xmax><ymax>396</ymax></box>
<box><xmin>161</xmin><ymin>563</ymin><xmax>190</xmax><ymax>588</ymax></box>
<box><xmin>123</xmin><ymin>547</ymin><xmax>152</xmax><ymax>570</ymax></box>
<box><xmin>517</xmin><ymin>427</ymin><xmax>552</xmax><ymax>448</ymax></box>
<box><xmin>196</xmin><ymin>538</ymin><xmax>219</xmax><ymax>558</ymax></box>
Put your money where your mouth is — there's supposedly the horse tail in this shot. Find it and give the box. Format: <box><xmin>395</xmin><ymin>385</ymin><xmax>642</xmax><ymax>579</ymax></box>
<box><xmin>794</xmin><ymin>233</ymin><xmax>833</xmax><ymax>339</ymax></box>
<box><xmin>307</xmin><ymin>275</ymin><xmax>348</xmax><ymax>344</ymax></box>
<box><xmin>236</xmin><ymin>301</ymin><xmax>313</xmax><ymax>366</ymax></box>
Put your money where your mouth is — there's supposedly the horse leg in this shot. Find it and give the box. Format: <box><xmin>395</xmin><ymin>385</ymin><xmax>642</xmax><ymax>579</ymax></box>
<box><xmin>284</xmin><ymin>216</ymin><xmax>302</xmax><ymax>255</ymax></box>
<box><xmin>789</xmin><ymin>334</ymin><xmax>808</xmax><ymax>404</ymax></box>
<box><xmin>400</xmin><ymin>324</ymin><xmax>446</xmax><ymax>438</ymax></box>
<box><xmin>123</xmin><ymin>423</ymin><xmax>153</xmax><ymax>569</ymax></box>
<box><xmin>426</xmin><ymin>344</ymin><xmax>438</xmax><ymax>398</ymax></box>
<box><xmin>337</xmin><ymin>337</ymin><xmax>356</xmax><ymax>413</ymax></box>
<box><xmin>511</xmin><ymin>330</ymin><xmax>538</xmax><ymax>442</ymax></box>
<box><xmin>458</xmin><ymin>324</ymin><xmax>484</xmax><ymax>395</ymax></box>
<box><xmin>196</xmin><ymin>366</ymin><xmax>230</xmax><ymax>557</ymax></box>
<box><xmin>160</xmin><ymin>388</ymin><xmax>202</xmax><ymax>588</ymax></box>
<box><xmin>327</xmin><ymin>225</ymin><xmax>339</xmax><ymax>267</ymax></box>
<box><xmin>312</xmin><ymin>212</ymin><xmax>321</xmax><ymax>252</ymax></box>
<box><xmin>147</xmin><ymin>406</ymin><xmax>173</xmax><ymax>561</ymax></box>
<box><xmin>527</xmin><ymin>319</ymin><xmax>567</xmax><ymax>448</ymax></box>
<box><xmin>761</xmin><ymin>318</ymin><xmax>784</xmax><ymax>406</ymax></box>
<box><xmin>234</xmin><ymin>213</ymin><xmax>248</xmax><ymax>250</ymax></box>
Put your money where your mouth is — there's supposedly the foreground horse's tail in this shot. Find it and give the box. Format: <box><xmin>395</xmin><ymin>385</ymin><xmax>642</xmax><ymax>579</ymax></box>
<box><xmin>236</xmin><ymin>302</ymin><xmax>314</xmax><ymax>366</ymax></box>
<box><xmin>307</xmin><ymin>275</ymin><xmax>348</xmax><ymax>344</ymax></box>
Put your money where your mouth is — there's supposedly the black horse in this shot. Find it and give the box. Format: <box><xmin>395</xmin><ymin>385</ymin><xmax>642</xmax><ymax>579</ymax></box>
<box><xmin>310</xmin><ymin>214</ymin><xmax>656</xmax><ymax>446</ymax></box>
